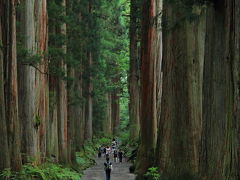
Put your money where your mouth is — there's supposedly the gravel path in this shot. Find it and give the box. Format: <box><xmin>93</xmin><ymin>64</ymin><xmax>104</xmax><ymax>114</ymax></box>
<box><xmin>81</xmin><ymin>155</ymin><xmax>136</xmax><ymax>180</ymax></box>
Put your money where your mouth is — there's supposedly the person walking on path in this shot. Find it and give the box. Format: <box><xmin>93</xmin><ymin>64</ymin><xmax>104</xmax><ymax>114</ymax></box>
<box><xmin>104</xmin><ymin>157</ymin><xmax>112</xmax><ymax>180</ymax></box>
<box><xmin>98</xmin><ymin>146</ymin><xmax>102</xmax><ymax>158</ymax></box>
<box><xmin>106</xmin><ymin>146</ymin><xmax>111</xmax><ymax>158</ymax></box>
<box><xmin>113</xmin><ymin>149</ymin><xmax>118</xmax><ymax>162</ymax></box>
<box><xmin>118</xmin><ymin>150</ymin><xmax>123</xmax><ymax>163</ymax></box>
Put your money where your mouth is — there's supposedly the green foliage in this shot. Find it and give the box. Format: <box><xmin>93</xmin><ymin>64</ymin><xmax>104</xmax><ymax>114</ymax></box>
<box><xmin>0</xmin><ymin>163</ymin><xmax>81</xmax><ymax>180</ymax></box>
<box><xmin>144</xmin><ymin>167</ymin><xmax>161</xmax><ymax>180</ymax></box>
<box><xmin>76</xmin><ymin>137</ymin><xmax>112</xmax><ymax>170</ymax></box>
<box><xmin>34</xmin><ymin>115</ymin><xmax>41</xmax><ymax>129</ymax></box>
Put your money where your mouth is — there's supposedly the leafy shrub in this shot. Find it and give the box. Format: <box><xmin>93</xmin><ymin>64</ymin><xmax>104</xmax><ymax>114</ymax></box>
<box><xmin>144</xmin><ymin>167</ymin><xmax>161</xmax><ymax>180</ymax></box>
<box><xmin>0</xmin><ymin>163</ymin><xmax>81</xmax><ymax>180</ymax></box>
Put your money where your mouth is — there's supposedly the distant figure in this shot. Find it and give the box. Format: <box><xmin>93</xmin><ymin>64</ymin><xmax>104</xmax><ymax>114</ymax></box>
<box><xmin>106</xmin><ymin>146</ymin><xmax>111</xmax><ymax>154</ymax></box>
<box><xmin>118</xmin><ymin>150</ymin><xmax>123</xmax><ymax>163</ymax></box>
<box><xmin>104</xmin><ymin>157</ymin><xmax>112</xmax><ymax>180</ymax></box>
<box><xmin>103</xmin><ymin>147</ymin><xmax>107</xmax><ymax>157</ymax></box>
<box><xmin>112</xmin><ymin>139</ymin><xmax>117</xmax><ymax>150</ymax></box>
<box><xmin>98</xmin><ymin>146</ymin><xmax>102</xmax><ymax>158</ymax></box>
<box><xmin>113</xmin><ymin>149</ymin><xmax>118</xmax><ymax>162</ymax></box>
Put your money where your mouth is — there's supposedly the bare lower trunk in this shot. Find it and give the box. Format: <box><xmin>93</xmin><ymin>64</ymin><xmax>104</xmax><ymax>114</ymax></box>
<box><xmin>200</xmin><ymin>2</ymin><xmax>239</xmax><ymax>179</ymax></box>
<box><xmin>18</xmin><ymin>0</ymin><xmax>39</xmax><ymax>163</ymax></box>
<box><xmin>67</xmin><ymin>68</ymin><xmax>75</xmax><ymax>164</ymax></box>
<box><xmin>156</xmin><ymin>2</ymin><xmax>205</xmax><ymax>177</ymax></box>
<box><xmin>129</xmin><ymin>0</ymin><xmax>140</xmax><ymax>140</ymax></box>
<box><xmin>112</xmin><ymin>91</ymin><xmax>120</xmax><ymax>135</ymax></box>
<box><xmin>103</xmin><ymin>93</ymin><xmax>112</xmax><ymax>136</ymax></box>
<box><xmin>35</xmin><ymin>0</ymin><xmax>48</xmax><ymax>162</ymax></box>
<box><xmin>47</xmin><ymin>77</ymin><xmax>59</xmax><ymax>161</ymax></box>
<box><xmin>0</xmin><ymin>14</ymin><xmax>10</xmax><ymax>170</ymax></box>
<box><xmin>57</xmin><ymin>0</ymin><xmax>68</xmax><ymax>163</ymax></box>
<box><xmin>84</xmin><ymin>52</ymin><xmax>93</xmax><ymax>140</ymax></box>
<box><xmin>7</xmin><ymin>0</ymin><xmax>22</xmax><ymax>170</ymax></box>
<box><xmin>136</xmin><ymin>0</ymin><xmax>158</xmax><ymax>176</ymax></box>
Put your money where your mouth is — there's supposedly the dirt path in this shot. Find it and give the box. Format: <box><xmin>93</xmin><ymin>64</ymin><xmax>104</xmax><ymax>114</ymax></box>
<box><xmin>81</xmin><ymin>155</ymin><xmax>136</xmax><ymax>180</ymax></box>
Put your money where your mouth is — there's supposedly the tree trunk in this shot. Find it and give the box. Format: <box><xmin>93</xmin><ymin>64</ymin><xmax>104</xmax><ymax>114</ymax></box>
<box><xmin>156</xmin><ymin>1</ymin><xmax>205</xmax><ymax>177</ymax></box>
<box><xmin>200</xmin><ymin>1</ymin><xmax>239</xmax><ymax>179</ymax></box>
<box><xmin>18</xmin><ymin>0</ymin><xmax>39</xmax><ymax>164</ymax></box>
<box><xmin>35</xmin><ymin>0</ymin><xmax>48</xmax><ymax>162</ymax></box>
<box><xmin>47</xmin><ymin>76</ymin><xmax>59</xmax><ymax>161</ymax></box>
<box><xmin>6</xmin><ymin>0</ymin><xmax>22</xmax><ymax>170</ymax></box>
<box><xmin>135</xmin><ymin>0</ymin><xmax>159</xmax><ymax>176</ymax></box>
<box><xmin>103</xmin><ymin>92</ymin><xmax>112</xmax><ymax>136</ymax></box>
<box><xmin>129</xmin><ymin>0</ymin><xmax>140</xmax><ymax>140</ymax></box>
<box><xmin>0</xmin><ymin>12</ymin><xmax>10</xmax><ymax>170</ymax></box>
<box><xmin>75</xmin><ymin>68</ymin><xmax>85</xmax><ymax>151</ymax></box>
<box><xmin>57</xmin><ymin>0</ymin><xmax>68</xmax><ymax>163</ymax></box>
<box><xmin>67</xmin><ymin>68</ymin><xmax>76</xmax><ymax>164</ymax></box>
<box><xmin>84</xmin><ymin>52</ymin><xmax>93</xmax><ymax>140</ymax></box>
<box><xmin>112</xmin><ymin>90</ymin><xmax>120</xmax><ymax>135</ymax></box>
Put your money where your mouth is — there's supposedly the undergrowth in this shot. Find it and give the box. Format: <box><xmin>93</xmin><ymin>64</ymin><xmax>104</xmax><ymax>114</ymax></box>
<box><xmin>0</xmin><ymin>163</ymin><xmax>81</xmax><ymax>180</ymax></box>
<box><xmin>0</xmin><ymin>136</ymin><xmax>112</xmax><ymax>180</ymax></box>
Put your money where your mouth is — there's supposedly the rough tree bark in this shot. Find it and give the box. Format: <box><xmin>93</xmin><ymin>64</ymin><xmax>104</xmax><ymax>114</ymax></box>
<box><xmin>200</xmin><ymin>1</ymin><xmax>239</xmax><ymax>179</ymax></box>
<box><xmin>0</xmin><ymin>12</ymin><xmax>10</xmax><ymax>170</ymax></box>
<box><xmin>57</xmin><ymin>0</ymin><xmax>68</xmax><ymax>163</ymax></box>
<box><xmin>6</xmin><ymin>0</ymin><xmax>22</xmax><ymax>170</ymax></box>
<box><xmin>67</xmin><ymin>68</ymin><xmax>76</xmax><ymax>164</ymax></box>
<box><xmin>156</xmin><ymin>1</ymin><xmax>205</xmax><ymax>177</ymax></box>
<box><xmin>18</xmin><ymin>0</ymin><xmax>39</xmax><ymax>164</ymax></box>
<box><xmin>111</xmin><ymin>84</ymin><xmax>120</xmax><ymax>135</ymax></box>
<box><xmin>129</xmin><ymin>0</ymin><xmax>140</xmax><ymax>140</ymax></box>
<box><xmin>135</xmin><ymin>0</ymin><xmax>159</xmax><ymax>176</ymax></box>
<box><xmin>84</xmin><ymin>52</ymin><xmax>93</xmax><ymax>140</ymax></box>
<box><xmin>35</xmin><ymin>0</ymin><xmax>48</xmax><ymax>162</ymax></box>
<box><xmin>103</xmin><ymin>92</ymin><xmax>112</xmax><ymax>136</ymax></box>
<box><xmin>75</xmin><ymin>67</ymin><xmax>85</xmax><ymax>151</ymax></box>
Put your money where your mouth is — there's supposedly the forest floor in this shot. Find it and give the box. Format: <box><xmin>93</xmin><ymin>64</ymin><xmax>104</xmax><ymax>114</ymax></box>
<box><xmin>81</xmin><ymin>155</ymin><xmax>136</xmax><ymax>180</ymax></box>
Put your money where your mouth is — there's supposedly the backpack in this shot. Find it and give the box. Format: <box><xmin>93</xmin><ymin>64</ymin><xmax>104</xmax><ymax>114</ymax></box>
<box><xmin>105</xmin><ymin>162</ymin><xmax>112</xmax><ymax>171</ymax></box>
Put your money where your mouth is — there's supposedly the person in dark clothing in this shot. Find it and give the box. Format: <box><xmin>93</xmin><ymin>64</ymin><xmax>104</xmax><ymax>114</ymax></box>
<box><xmin>118</xmin><ymin>150</ymin><xmax>123</xmax><ymax>163</ymax></box>
<box><xmin>113</xmin><ymin>150</ymin><xmax>118</xmax><ymax>162</ymax></box>
<box><xmin>98</xmin><ymin>147</ymin><xmax>102</xmax><ymax>158</ymax></box>
<box><xmin>104</xmin><ymin>157</ymin><xmax>112</xmax><ymax>180</ymax></box>
<box><xmin>103</xmin><ymin>147</ymin><xmax>107</xmax><ymax>157</ymax></box>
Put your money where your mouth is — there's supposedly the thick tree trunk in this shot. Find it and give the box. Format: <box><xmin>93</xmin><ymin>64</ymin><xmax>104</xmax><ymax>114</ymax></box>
<box><xmin>57</xmin><ymin>0</ymin><xmax>68</xmax><ymax>163</ymax></box>
<box><xmin>136</xmin><ymin>0</ymin><xmax>159</xmax><ymax>176</ymax></box>
<box><xmin>47</xmin><ymin>76</ymin><xmax>59</xmax><ymax>161</ymax></box>
<box><xmin>6</xmin><ymin>0</ymin><xmax>22</xmax><ymax>170</ymax></box>
<box><xmin>200</xmin><ymin>1</ymin><xmax>239</xmax><ymax>179</ymax></box>
<box><xmin>112</xmin><ymin>90</ymin><xmax>120</xmax><ymax>135</ymax></box>
<box><xmin>47</xmin><ymin>23</ymin><xmax>59</xmax><ymax>161</ymax></box>
<box><xmin>129</xmin><ymin>0</ymin><xmax>140</xmax><ymax>140</ymax></box>
<box><xmin>18</xmin><ymin>0</ymin><xmax>39</xmax><ymax>163</ymax></box>
<box><xmin>67</xmin><ymin>68</ymin><xmax>75</xmax><ymax>164</ymax></box>
<box><xmin>0</xmin><ymin>14</ymin><xmax>10</xmax><ymax>170</ymax></box>
<box><xmin>156</xmin><ymin>2</ymin><xmax>205</xmax><ymax>177</ymax></box>
<box><xmin>84</xmin><ymin>52</ymin><xmax>93</xmax><ymax>140</ymax></box>
<box><xmin>75</xmin><ymin>69</ymin><xmax>85</xmax><ymax>151</ymax></box>
<box><xmin>35</xmin><ymin>0</ymin><xmax>48</xmax><ymax>162</ymax></box>
<box><xmin>103</xmin><ymin>93</ymin><xmax>112</xmax><ymax>136</ymax></box>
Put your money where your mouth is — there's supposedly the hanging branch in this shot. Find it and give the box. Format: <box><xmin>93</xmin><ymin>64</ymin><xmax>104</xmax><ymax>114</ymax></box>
<box><xmin>21</xmin><ymin>63</ymin><xmax>49</xmax><ymax>75</ymax></box>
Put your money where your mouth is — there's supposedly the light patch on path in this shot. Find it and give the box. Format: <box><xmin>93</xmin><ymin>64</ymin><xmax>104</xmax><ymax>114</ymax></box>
<box><xmin>81</xmin><ymin>155</ymin><xmax>136</xmax><ymax>180</ymax></box>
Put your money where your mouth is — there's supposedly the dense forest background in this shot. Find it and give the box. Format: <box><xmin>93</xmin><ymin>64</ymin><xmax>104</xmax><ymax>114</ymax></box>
<box><xmin>0</xmin><ymin>0</ymin><xmax>240</xmax><ymax>179</ymax></box>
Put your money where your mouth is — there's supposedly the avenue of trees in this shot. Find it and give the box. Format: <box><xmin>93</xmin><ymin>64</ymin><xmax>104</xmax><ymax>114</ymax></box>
<box><xmin>0</xmin><ymin>0</ymin><xmax>129</xmax><ymax>172</ymax></box>
<box><xmin>134</xmin><ymin>0</ymin><xmax>240</xmax><ymax>179</ymax></box>
<box><xmin>1</xmin><ymin>0</ymin><xmax>240</xmax><ymax>179</ymax></box>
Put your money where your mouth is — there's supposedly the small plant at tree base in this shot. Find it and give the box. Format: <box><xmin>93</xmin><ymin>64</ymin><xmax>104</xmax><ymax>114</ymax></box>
<box><xmin>144</xmin><ymin>167</ymin><xmax>161</xmax><ymax>180</ymax></box>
